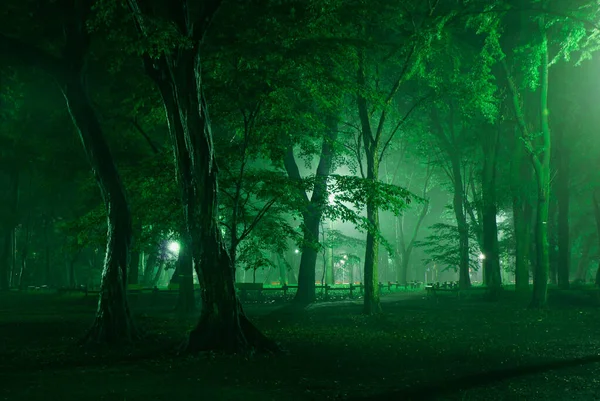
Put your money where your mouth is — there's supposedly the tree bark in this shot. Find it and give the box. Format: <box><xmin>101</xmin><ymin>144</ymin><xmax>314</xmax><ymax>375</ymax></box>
<box><xmin>283</xmin><ymin>116</ymin><xmax>338</xmax><ymax>304</ymax></box>
<box><xmin>130</xmin><ymin>0</ymin><xmax>275</xmax><ymax>352</ymax></box>
<box><xmin>481</xmin><ymin>125</ymin><xmax>501</xmax><ymax>293</ymax></box>
<box><xmin>361</xmin><ymin>142</ymin><xmax>382</xmax><ymax>314</ymax></box>
<box><xmin>451</xmin><ymin>158</ymin><xmax>472</xmax><ymax>289</ymax></box>
<box><xmin>548</xmin><ymin>196</ymin><xmax>558</xmax><ymax>285</ymax></box>
<box><xmin>0</xmin><ymin>170</ymin><xmax>19</xmax><ymax>291</ymax></box>
<box><xmin>513</xmin><ymin>199</ymin><xmax>532</xmax><ymax>291</ymax></box>
<box><xmin>1</xmin><ymin>2</ymin><xmax>136</xmax><ymax>343</ymax></box>
<box><xmin>65</xmin><ymin>71</ymin><xmax>135</xmax><ymax>343</ymax></box>
<box><xmin>555</xmin><ymin>130</ymin><xmax>570</xmax><ymax>289</ymax></box>
<box><xmin>529</xmin><ymin>23</ymin><xmax>551</xmax><ymax>308</ymax></box>
<box><xmin>501</xmin><ymin>22</ymin><xmax>550</xmax><ymax>306</ymax></box>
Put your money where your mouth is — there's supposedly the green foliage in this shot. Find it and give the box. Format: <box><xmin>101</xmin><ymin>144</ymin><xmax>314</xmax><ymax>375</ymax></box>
<box><xmin>415</xmin><ymin>222</ymin><xmax>480</xmax><ymax>271</ymax></box>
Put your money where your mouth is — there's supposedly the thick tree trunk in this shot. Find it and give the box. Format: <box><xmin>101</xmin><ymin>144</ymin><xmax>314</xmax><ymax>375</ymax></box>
<box><xmin>362</xmin><ymin>149</ymin><xmax>382</xmax><ymax>314</ymax></box>
<box><xmin>18</xmin><ymin>212</ymin><xmax>31</xmax><ymax>289</ymax></box>
<box><xmin>513</xmin><ymin>200</ymin><xmax>532</xmax><ymax>291</ymax></box>
<box><xmin>481</xmin><ymin>126</ymin><xmax>501</xmax><ymax>292</ymax></box>
<box><xmin>43</xmin><ymin>215</ymin><xmax>52</xmax><ymax>286</ymax></box>
<box><xmin>451</xmin><ymin>159</ymin><xmax>472</xmax><ymax>289</ymax></box>
<box><xmin>0</xmin><ymin>170</ymin><xmax>19</xmax><ymax>291</ymax></box>
<box><xmin>0</xmin><ymin>3</ymin><xmax>136</xmax><ymax>343</ymax></box>
<box><xmin>555</xmin><ymin>131</ymin><xmax>570</xmax><ymax>289</ymax></box>
<box><xmin>530</xmin><ymin>178</ymin><xmax>550</xmax><ymax>307</ymax></box>
<box><xmin>0</xmin><ymin>233</ymin><xmax>10</xmax><ymax>291</ymax></box>
<box><xmin>294</xmin><ymin>211</ymin><xmax>319</xmax><ymax>302</ymax></box>
<box><xmin>363</xmin><ymin>204</ymin><xmax>381</xmax><ymax>314</ymax></box>
<box><xmin>137</xmin><ymin>27</ymin><xmax>274</xmax><ymax>351</ymax></box>
<box><xmin>326</xmin><ymin>236</ymin><xmax>334</xmax><ymax>285</ymax></box>
<box><xmin>58</xmin><ymin>12</ymin><xmax>135</xmax><ymax>341</ymax></box>
<box><xmin>63</xmin><ymin>77</ymin><xmax>136</xmax><ymax>343</ymax></box>
<box><xmin>529</xmin><ymin>25</ymin><xmax>551</xmax><ymax>308</ymax></box>
<box><xmin>283</xmin><ymin>117</ymin><xmax>338</xmax><ymax>304</ymax></box>
<box><xmin>548</xmin><ymin>197</ymin><xmax>558</xmax><ymax>285</ymax></box>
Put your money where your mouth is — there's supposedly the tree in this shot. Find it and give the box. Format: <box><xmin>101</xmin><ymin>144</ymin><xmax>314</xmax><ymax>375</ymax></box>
<box><xmin>126</xmin><ymin>0</ymin><xmax>275</xmax><ymax>352</ymax></box>
<box><xmin>0</xmin><ymin>0</ymin><xmax>136</xmax><ymax>342</ymax></box>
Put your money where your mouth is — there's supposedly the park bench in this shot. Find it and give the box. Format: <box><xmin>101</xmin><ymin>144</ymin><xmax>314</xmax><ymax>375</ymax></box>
<box><xmin>404</xmin><ymin>281</ymin><xmax>423</xmax><ymax>290</ymax></box>
<box><xmin>236</xmin><ymin>282</ymin><xmax>264</xmax><ymax>301</ymax></box>
<box><xmin>425</xmin><ymin>285</ymin><xmax>459</xmax><ymax>299</ymax></box>
<box><xmin>261</xmin><ymin>284</ymin><xmax>299</xmax><ymax>296</ymax></box>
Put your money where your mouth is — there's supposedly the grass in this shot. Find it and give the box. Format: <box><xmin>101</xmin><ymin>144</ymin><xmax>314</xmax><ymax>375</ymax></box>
<box><xmin>2</xmin><ymin>288</ymin><xmax>600</xmax><ymax>400</ymax></box>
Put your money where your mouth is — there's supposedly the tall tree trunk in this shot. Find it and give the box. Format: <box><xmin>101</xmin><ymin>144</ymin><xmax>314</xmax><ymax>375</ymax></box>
<box><xmin>0</xmin><ymin>170</ymin><xmax>19</xmax><ymax>291</ymax></box>
<box><xmin>529</xmin><ymin>23</ymin><xmax>551</xmax><ymax>308</ymax></box>
<box><xmin>451</xmin><ymin>158</ymin><xmax>472</xmax><ymax>289</ymax></box>
<box><xmin>574</xmin><ymin>236</ymin><xmax>593</xmax><ymax>282</ymax></box>
<box><xmin>481</xmin><ymin>125</ymin><xmax>501</xmax><ymax>293</ymax></box>
<box><xmin>510</xmin><ymin>127</ymin><xmax>532</xmax><ymax>292</ymax></box>
<box><xmin>326</xmin><ymin>229</ymin><xmax>334</xmax><ymax>285</ymax></box>
<box><xmin>548</xmin><ymin>196</ymin><xmax>558</xmax><ymax>285</ymax></box>
<box><xmin>2</xmin><ymin>3</ymin><xmax>135</xmax><ymax>342</ymax></box>
<box><xmin>513</xmin><ymin>200</ymin><xmax>532</xmax><ymax>291</ymax></box>
<box><xmin>555</xmin><ymin>130</ymin><xmax>570</xmax><ymax>289</ymax></box>
<box><xmin>502</xmin><ymin>21</ymin><xmax>550</xmax><ymax>307</ymax></box>
<box><xmin>131</xmin><ymin>0</ymin><xmax>275</xmax><ymax>352</ymax></box>
<box><xmin>18</xmin><ymin>211</ymin><xmax>31</xmax><ymax>289</ymax></box>
<box><xmin>362</xmin><ymin>148</ymin><xmax>382</xmax><ymax>314</ymax></box>
<box><xmin>283</xmin><ymin>115</ymin><xmax>338</xmax><ymax>304</ymax></box>
<box><xmin>548</xmin><ymin>197</ymin><xmax>558</xmax><ymax>285</ymax></box>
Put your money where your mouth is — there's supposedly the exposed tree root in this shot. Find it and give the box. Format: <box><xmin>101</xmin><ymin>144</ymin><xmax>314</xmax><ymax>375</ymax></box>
<box><xmin>80</xmin><ymin>307</ymin><xmax>139</xmax><ymax>346</ymax></box>
<box><xmin>182</xmin><ymin>312</ymin><xmax>279</xmax><ymax>355</ymax></box>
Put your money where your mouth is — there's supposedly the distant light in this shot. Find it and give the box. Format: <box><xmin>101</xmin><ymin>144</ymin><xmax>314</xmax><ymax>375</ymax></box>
<box><xmin>168</xmin><ymin>241</ymin><xmax>180</xmax><ymax>255</ymax></box>
<box><xmin>328</xmin><ymin>193</ymin><xmax>335</xmax><ymax>204</ymax></box>
<box><xmin>343</xmin><ymin>254</ymin><xmax>348</xmax><ymax>259</ymax></box>
<box><xmin>479</xmin><ymin>253</ymin><xmax>485</xmax><ymax>260</ymax></box>
<box><xmin>340</xmin><ymin>260</ymin><xmax>345</xmax><ymax>265</ymax></box>
<box><xmin>294</xmin><ymin>249</ymin><xmax>299</xmax><ymax>254</ymax></box>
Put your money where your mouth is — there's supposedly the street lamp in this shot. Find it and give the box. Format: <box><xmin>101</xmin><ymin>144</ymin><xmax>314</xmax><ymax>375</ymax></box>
<box><xmin>168</xmin><ymin>241</ymin><xmax>180</xmax><ymax>257</ymax></box>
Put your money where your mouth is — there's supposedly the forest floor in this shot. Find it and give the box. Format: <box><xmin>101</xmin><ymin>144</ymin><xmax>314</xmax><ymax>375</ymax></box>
<box><xmin>1</xmin><ymin>288</ymin><xmax>600</xmax><ymax>401</ymax></box>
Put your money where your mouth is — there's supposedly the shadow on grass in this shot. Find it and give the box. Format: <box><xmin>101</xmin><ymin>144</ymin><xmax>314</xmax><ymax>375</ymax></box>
<box><xmin>350</xmin><ymin>354</ymin><xmax>600</xmax><ymax>400</ymax></box>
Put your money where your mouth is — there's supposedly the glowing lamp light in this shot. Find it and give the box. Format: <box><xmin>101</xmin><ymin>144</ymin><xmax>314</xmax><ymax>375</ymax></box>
<box><xmin>478</xmin><ymin>253</ymin><xmax>485</xmax><ymax>260</ymax></box>
<box><xmin>294</xmin><ymin>249</ymin><xmax>300</xmax><ymax>254</ymax></box>
<box><xmin>168</xmin><ymin>241</ymin><xmax>181</xmax><ymax>255</ymax></box>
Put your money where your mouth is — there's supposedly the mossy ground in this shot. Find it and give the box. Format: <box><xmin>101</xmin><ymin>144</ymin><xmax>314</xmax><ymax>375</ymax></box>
<box><xmin>1</xmin><ymin>288</ymin><xmax>600</xmax><ymax>400</ymax></box>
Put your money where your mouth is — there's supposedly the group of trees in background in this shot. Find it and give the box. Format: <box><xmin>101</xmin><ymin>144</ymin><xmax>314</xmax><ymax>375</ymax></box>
<box><xmin>1</xmin><ymin>0</ymin><xmax>600</xmax><ymax>350</ymax></box>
